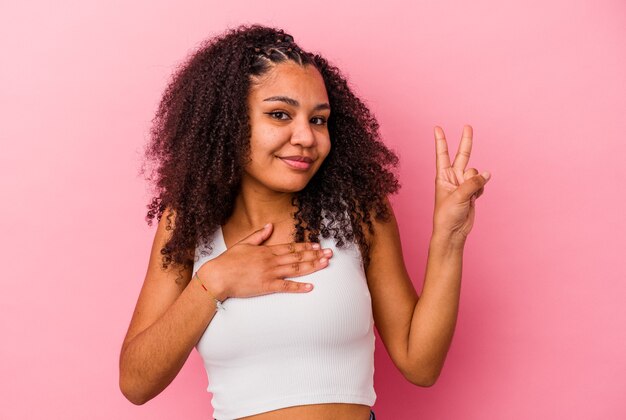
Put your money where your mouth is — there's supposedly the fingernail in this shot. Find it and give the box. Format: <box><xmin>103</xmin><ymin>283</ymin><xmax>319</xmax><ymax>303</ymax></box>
<box><xmin>311</xmin><ymin>243</ymin><xmax>321</xmax><ymax>249</ymax></box>
<box><xmin>323</xmin><ymin>249</ymin><xmax>332</xmax><ymax>257</ymax></box>
<box><xmin>482</xmin><ymin>171</ymin><xmax>491</xmax><ymax>181</ymax></box>
<box><xmin>319</xmin><ymin>257</ymin><xmax>328</xmax><ymax>265</ymax></box>
<box><xmin>304</xmin><ymin>283</ymin><xmax>313</xmax><ymax>290</ymax></box>
<box><xmin>264</xmin><ymin>223</ymin><xmax>271</xmax><ymax>229</ymax></box>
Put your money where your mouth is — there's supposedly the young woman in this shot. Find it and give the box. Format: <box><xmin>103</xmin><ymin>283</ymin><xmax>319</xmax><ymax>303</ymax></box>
<box><xmin>119</xmin><ymin>24</ymin><xmax>491</xmax><ymax>420</ymax></box>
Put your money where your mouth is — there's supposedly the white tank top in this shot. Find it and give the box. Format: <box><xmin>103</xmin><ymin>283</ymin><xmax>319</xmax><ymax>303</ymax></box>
<box><xmin>192</xmin><ymin>225</ymin><xmax>376</xmax><ymax>420</ymax></box>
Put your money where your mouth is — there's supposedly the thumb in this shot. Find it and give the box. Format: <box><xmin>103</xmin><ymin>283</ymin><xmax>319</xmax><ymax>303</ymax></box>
<box><xmin>239</xmin><ymin>223</ymin><xmax>273</xmax><ymax>246</ymax></box>
<box><xmin>456</xmin><ymin>172</ymin><xmax>490</xmax><ymax>202</ymax></box>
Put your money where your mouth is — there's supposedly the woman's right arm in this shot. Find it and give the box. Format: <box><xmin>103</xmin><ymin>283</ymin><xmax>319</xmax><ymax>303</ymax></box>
<box><xmin>119</xmin><ymin>210</ymin><xmax>332</xmax><ymax>404</ymax></box>
<box><xmin>119</xmin><ymin>209</ymin><xmax>220</xmax><ymax>405</ymax></box>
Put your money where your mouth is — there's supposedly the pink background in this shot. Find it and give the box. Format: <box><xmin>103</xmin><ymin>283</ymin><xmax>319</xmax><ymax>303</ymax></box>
<box><xmin>1</xmin><ymin>0</ymin><xmax>625</xmax><ymax>419</ymax></box>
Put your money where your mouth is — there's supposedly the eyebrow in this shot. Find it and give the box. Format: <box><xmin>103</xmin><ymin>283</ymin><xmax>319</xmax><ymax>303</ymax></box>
<box><xmin>263</xmin><ymin>95</ymin><xmax>330</xmax><ymax>111</ymax></box>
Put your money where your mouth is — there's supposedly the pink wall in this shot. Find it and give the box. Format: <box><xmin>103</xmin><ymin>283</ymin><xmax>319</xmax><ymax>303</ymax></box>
<box><xmin>1</xmin><ymin>0</ymin><xmax>625</xmax><ymax>419</ymax></box>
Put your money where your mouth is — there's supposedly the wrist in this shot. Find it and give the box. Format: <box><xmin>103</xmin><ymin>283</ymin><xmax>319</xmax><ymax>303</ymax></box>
<box><xmin>196</xmin><ymin>262</ymin><xmax>229</xmax><ymax>302</ymax></box>
<box><xmin>430</xmin><ymin>230</ymin><xmax>467</xmax><ymax>252</ymax></box>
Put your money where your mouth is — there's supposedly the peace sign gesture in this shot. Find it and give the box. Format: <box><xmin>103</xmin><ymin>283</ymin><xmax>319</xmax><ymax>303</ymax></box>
<box><xmin>432</xmin><ymin>125</ymin><xmax>491</xmax><ymax>246</ymax></box>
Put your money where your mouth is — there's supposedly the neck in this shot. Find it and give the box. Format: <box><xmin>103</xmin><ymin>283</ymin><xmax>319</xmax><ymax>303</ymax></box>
<box><xmin>228</xmin><ymin>181</ymin><xmax>297</xmax><ymax>231</ymax></box>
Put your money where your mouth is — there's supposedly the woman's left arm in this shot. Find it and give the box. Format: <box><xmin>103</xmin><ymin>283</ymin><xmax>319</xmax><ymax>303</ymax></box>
<box><xmin>366</xmin><ymin>125</ymin><xmax>491</xmax><ymax>387</ymax></box>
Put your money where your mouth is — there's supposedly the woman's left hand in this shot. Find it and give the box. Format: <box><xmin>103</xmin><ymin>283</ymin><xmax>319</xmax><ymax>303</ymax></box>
<box><xmin>432</xmin><ymin>125</ymin><xmax>491</xmax><ymax>246</ymax></box>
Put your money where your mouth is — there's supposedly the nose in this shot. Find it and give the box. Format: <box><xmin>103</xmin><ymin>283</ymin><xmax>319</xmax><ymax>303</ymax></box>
<box><xmin>290</xmin><ymin>118</ymin><xmax>316</xmax><ymax>148</ymax></box>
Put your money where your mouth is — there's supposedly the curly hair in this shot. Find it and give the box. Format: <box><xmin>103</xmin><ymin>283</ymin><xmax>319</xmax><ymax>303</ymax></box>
<box><xmin>140</xmin><ymin>24</ymin><xmax>400</xmax><ymax>278</ymax></box>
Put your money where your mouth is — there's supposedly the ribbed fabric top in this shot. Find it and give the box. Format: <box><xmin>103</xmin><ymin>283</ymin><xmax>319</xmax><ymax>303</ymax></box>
<box><xmin>193</xmin><ymin>225</ymin><xmax>376</xmax><ymax>420</ymax></box>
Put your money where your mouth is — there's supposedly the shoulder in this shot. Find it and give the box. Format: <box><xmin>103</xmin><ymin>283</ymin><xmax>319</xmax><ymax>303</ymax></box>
<box><xmin>355</xmin><ymin>196</ymin><xmax>410</xmax><ymax>287</ymax></box>
<box><xmin>154</xmin><ymin>206</ymin><xmax>196</xmax><ymax>274</ymax></box>
<box><xmin>359</xmin><ymin>196</ymin><xmax>399</xmax><ymax>252</ymax></box>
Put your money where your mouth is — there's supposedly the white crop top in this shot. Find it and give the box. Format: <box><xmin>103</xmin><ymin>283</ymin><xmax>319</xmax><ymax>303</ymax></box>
<box><xmin>192</xmin><ymin>225</ymin><xmax>376</xmax><ymax>420</ymax></box>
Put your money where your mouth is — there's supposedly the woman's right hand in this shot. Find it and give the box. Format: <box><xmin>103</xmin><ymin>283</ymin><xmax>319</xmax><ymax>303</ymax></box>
<box><xmin>195</xmin><ymin>223</ymin><xmax>332</xmax><ymax>301</ymax></box>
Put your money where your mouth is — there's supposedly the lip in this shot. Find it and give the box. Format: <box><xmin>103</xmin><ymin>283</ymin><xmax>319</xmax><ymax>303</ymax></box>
<box><xmin>278</xmin><ymin>155</ymin><xmax>314</xmax><ymax>170</ymax></box>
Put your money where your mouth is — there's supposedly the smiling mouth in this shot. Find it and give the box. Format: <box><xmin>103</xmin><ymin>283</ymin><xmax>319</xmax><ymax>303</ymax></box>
<box><xmin>278</xmin><ymin>156</ymin><xmax>314</xmax><ymax>170</ymax></box>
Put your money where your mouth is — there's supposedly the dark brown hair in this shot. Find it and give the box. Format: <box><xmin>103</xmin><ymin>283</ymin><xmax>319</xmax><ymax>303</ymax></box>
<box><xmin>140</xmin><ymin>24</ymin><xmax>400</xmax><ymax>277</ymax></box>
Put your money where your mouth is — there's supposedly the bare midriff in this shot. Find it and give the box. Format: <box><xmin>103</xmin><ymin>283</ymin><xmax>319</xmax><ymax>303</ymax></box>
<box><xmin>237</xmin><ymin>403</ymin><xmax>371</xmax><ymax>420</ymax></box>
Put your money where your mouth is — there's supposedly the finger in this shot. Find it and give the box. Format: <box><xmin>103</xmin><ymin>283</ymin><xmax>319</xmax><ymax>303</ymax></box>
<box><xmin>467</xmin><ymin>170</ymin><xmax>490</xmax><ymax>200</ymax></box>
<box><xmin>267</xmin><ymin>279</ymin><xmax>314</xmax><ymax>294</ymax></box>
<box><xmin>463</xmin><ymin>168</ymin><xmax>479</xmax><ymax>180</ymax></box>
<box><xmin>434</xmin><ymin>126</ymin><xmax>451</xmax><ymax>173</ymax></box>
<box><xmin>238</xmin><ymin>223</ymin><xmax>273</xmax><ymax>246</ymax></box>
<box><xmin>475</xmin><ymin>186</ymin><xmax>484</xmax><ymax>199</ymax></box>
<box><xmin>272</xmin><ymin>255</ymin><xmax>329</xmax><ymax>278</ymax></box>
<box><xmin>273</xmin><ymin>248</ymin><xmax>332</xmax><ymax>266</ymax></box>
<box><xmin>452</xmin><ymin>125</ymin><xmax>473</xmax><ymax>173</ymax></box>
<box><xmin>268</xmin><ymin>241</ymin><xmax>321</xmax><ymax>255</ymax></box>
<box><xmin>454</xmin><ymin>173</ymin><xmax>490</xmax><ymax>202</ymax></box>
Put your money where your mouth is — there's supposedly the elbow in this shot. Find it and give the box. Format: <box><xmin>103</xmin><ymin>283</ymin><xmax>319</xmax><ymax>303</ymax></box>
<box><xmin>123</xmin><ymin>393</ymin><xmax>148</xmax><ymax>406</ymax></box>
<box><xmin>409</xmin><ymin>374</ymin><xmax>438</xmax><ymax>388</ymax></box>
<box><xmin>119</xmin><ymin>347</ymin><xmax>173</xmax><ymax>405</ymax></box>
<box><xmin>122</xmin><ymin>393</ymin><xmax>148</xmax><ymax>406</ymax></box>
<box><xmin>402</xmin><ymin>367</ymin><xmax>441</xmax><ymax>388</ymax></box>
<box><xmin>120</xmin><ymin>379</ymin><xmax>152</xmax><ymax>405</ymax></box>
<box><xmin>119</xmin><ymin>365</ymin><xmax>155</xmax><ymax>405</ymax></box>
<box><xmin>119</xmin><ymin>376</ymin><xmax>150</xmax><ymax>405</ymax></box>
<box><xmin>119</xmin><ymin>346</ymin><xmax>156</xmax><ymax>405</ymax></box>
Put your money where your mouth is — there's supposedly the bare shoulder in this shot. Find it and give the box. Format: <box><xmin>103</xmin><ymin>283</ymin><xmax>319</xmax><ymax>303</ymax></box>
<box><xmin>148</xmin><ymin>207</ymin><xmax>194</xmax><ymax>285</ymax></box>
<box><xmin>359</xmin><ymin>197</ymin><xmax>402</xmax><ymax>268</ymax></box>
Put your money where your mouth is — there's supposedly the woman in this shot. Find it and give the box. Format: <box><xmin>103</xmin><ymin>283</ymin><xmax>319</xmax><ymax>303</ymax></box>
<box><xmin>119</xmin><ymin>24</ymin><xmax>491</xmax><ymax>420</ymax></box>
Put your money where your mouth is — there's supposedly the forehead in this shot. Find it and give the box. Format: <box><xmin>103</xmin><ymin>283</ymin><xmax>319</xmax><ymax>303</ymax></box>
<box><xmin>248</xmin><ymin>62</ymin><xmax>328</xmax><ymax>104</ymax></box>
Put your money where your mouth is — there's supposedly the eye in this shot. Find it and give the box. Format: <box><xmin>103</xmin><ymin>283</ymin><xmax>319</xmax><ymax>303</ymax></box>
<box><xmin>311</xmin><ymin>116</ymin><xmax>328</xmax><ymax>126</ymax></box>
<box><xmin>266</xmin><ymin>111</ymin><xmax>290</xmax><ymax>120</ymax></box>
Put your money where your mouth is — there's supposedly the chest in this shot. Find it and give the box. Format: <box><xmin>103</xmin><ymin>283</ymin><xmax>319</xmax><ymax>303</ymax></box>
<box><xmin>193</xmin><ymin>232</ymin><xmax>373</xmax><ymax>361</ymax></box>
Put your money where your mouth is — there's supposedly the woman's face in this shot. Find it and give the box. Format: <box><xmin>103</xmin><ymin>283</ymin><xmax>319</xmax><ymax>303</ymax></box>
<box><xmin>243</xmin><ymin>61</ymin><xmax>331</xmax><ymax>194</ymax></box>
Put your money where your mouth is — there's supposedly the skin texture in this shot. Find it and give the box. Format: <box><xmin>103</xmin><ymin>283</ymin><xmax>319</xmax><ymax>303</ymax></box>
<box><xmin>243</xmin><ymin>61</ymin><xmax>331</xmax><ymax>196</ymax></box>
<box><xmin>120</xmin><ymin>24</ymin><xmax>491</xmax><ymax>420</ymax></box>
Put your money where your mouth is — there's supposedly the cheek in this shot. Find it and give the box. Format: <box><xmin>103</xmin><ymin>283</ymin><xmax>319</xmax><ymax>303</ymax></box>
<box><xmin>320</xmin><ymin>135</ymin><xmax>332</xmax><ymax>159</ymax></box>
<box><xmin>249</xmin><ymin>135</ymin><xmax>278</xmax><ymax>161</ymax></box>
<box><xmin>253</xmin><ymin>126</ymin><xmax>287</xmax><ymax>154</ymax></box>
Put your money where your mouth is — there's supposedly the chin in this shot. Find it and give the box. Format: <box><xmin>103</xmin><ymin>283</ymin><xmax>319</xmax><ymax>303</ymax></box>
<box><xmin>273</xmin><ymin>182</ymin><xmax>310</xmax><ymax>193</ymax></box>
<box><xmin>271</xmin><ymin>172</ymin><xmax>318</xmax><ymax>193</ymax></box>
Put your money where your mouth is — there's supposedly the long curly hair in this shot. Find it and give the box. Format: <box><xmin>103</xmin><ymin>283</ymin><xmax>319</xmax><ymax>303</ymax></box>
<box><xmin>140</xmin><ymin>24</ymin><xmax>400</xmax><ymax>278</ymax></box>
